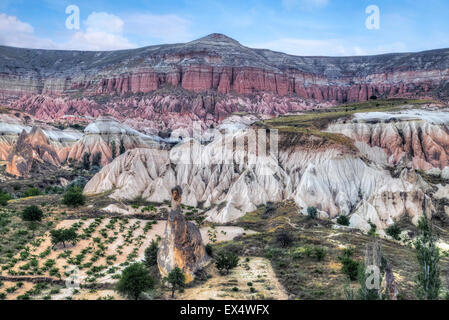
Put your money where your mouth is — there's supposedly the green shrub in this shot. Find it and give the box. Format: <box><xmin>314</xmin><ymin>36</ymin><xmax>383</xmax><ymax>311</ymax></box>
<box><xmin>313</xmin><ymin>247</ymin><xmax>327</xmax><ymax>261</ymax></box>
<box><xmin>116</xmin><ymin>263</ymin><xmax>154</xmax><ymax>300</ymax></box>
<box><xmin>368</xmin><ymin>221</ymin><xmax>377</xmax><ymax>237</ymax></box>
<box><xmin>0</xmin><ymin>190</ymin><xmax>12</xmax><ymax>206</ymax></box>
<box><xmin>339</xmin><ymin>249</ymin><xmax>359</xmax><ymax>281</ymax></box>
<box><xmin>62</xmin><ymin>187</ymin><xmax>86</xmax><ymax>207</ymax></box>
<box><xmin>337</xmin><ymin>215</ymin><xmax>350</xmax><ymax>226</ymax></box>
<box><xmin>292</xmin><ymin>247</ymin><xmax>309</xmax><ymax>260</ymax></box>
<box><xmin>21</xmin><ymin>206</ymin><xmax>43</xmax><ymax>223</ymax></box>
<box><xmin>205</xmin><ymin>243</ymin><xmax>213</xmax><ymax>257</ymax></box>
<box><xmin>307</xmin><ymin>207</ymin><xmax>318</xmax><ymax>219</ymax></box>
<box><xmin>386</xmin><ymin>224</ymin><xmax>401</xmax><ymax>240</ymax></box>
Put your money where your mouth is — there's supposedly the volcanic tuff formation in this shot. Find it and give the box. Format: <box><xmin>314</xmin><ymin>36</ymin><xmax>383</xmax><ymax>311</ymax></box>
<box><xmin>327</xmin><ymin>109</ymin><xmax>449</xmax><ymax>170</ymax></box>
<box><xmin>84</xmin><ymin>107</ymin><xmax>449</xmax><ymax>235</ymax></box>
<box><xmin>6</xmin><ymin>126</ymin><xmax>61</xmax><ymax>177</ymax></box>
<box><xmin>157</xmin><ymin>186</ymin><xmax>209</xmax><ymax>283</ymax></box>
<box><xmin>1</xmin><ymin>34</ymin><xmax>449</xmax><ymax>131</ymax></box>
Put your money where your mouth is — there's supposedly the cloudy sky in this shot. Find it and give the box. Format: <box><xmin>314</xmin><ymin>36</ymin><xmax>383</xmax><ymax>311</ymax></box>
<box><xmin>1</xmin><ymin>0</ymin><xmax>448</xmax><ymax>56</ymax></box>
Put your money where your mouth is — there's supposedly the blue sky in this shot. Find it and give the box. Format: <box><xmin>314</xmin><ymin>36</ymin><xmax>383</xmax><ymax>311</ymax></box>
<box><xmin>1</xmin><ymin>0</ymin><xmax>449</xmax><ymax>56</ymax></box>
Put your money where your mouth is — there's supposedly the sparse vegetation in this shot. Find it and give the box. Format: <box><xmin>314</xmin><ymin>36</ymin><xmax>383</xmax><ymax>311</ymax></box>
<box><xmin>23</xmin><ymin>188</ymin><xmax>41</xmax><ymax>198</ymax></box>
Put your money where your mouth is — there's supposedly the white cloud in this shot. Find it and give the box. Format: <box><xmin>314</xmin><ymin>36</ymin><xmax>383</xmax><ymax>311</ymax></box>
<box><xmin>65</xmin><ymin>31</ymin><xmax>134</xmax><ymax>51</ymax></box>
<box><xmin>282</xmin><ymin>0</ymin><xmax>329</xmax><ymax>10</ymax></box>
<box><xmin>64</xmin><ymin>12</ymin><xmax>135</xmax><ymax>51</ymax></box>
<box><xmin>85</xmin><ymin>12</ymin><xmax>124</xmax><ymax>34</ymax></box>
<box><xmin>0</xmin><ymin>13</ymin><xmax>57</xmax><ymax>49</ymax></box>
<box><xmin>123</xmin><ymin>13</ymin><xmax>192</xmax><ymax>43</ymax></box>
<box><xmin>0</xmin><ymin>11</ymin><xmax>192</xmax><ymax>51</ymax></box>
<box><xmin>250</xmin><ymin>38</ymin><xmax>408</xmax><ymax>56</ymax></box>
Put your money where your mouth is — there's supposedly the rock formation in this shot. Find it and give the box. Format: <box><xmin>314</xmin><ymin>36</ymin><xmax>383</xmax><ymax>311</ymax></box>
<box><xmin>60</xmin><ymin>116</ymin><xmax>163</xmax><ymax>165</ymax></box>
<box><xmin>157</xmin><ymin>186</ymin><xmax>209</xmax><ymax>283</ymax></box>
<box><xmin>2</xmin><ymin>34</ymin><xmax>449</xmax><ymax>131</ymax></box>
<box><xmin>1</xmin><ymin>34</ymin><xmax>449</xmax><ymax>103</ymax></box>
<box><xmin>327</xmin><ymin>109</ymin><xmax>449</xmax><ymax>170</ymax></box>
<box><xmin>6</xmin><ymin>126</ymin><xmax>61</xmax><ymax>177</ymax></box>
<box><xmin>0</xmin><ymin>112</ymin><xmax>82</xmax><ymax>162</ymax></box>
<box><xmin>84</xmin><ymin>114</ymin><xmax>438</xmax><ymax>234</ymax></box>
<box><xmin>365</xmin><ymin>240</ymin><xmax>399</xmax><ymax>300</ymax></box>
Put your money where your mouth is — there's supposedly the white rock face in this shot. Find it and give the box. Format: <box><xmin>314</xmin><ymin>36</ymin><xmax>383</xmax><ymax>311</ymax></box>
<box><xmin>61</xmin><ymin>116</ymin><xmax>162</xmax><ymax>165</ymax></box>
<box><xmin>327</xmin><ymin>109</ymin><xmax>449</xmax><ymax>170</ymax></box>
<box><xmin>0</xmin><ymin>114</ymin><xmax>82</xmax><ymax>161</ymax></box>
<box><xmin>84</xmin><ymin>129</ymin><xmax>434</xmax><ymax>231</ymax></box>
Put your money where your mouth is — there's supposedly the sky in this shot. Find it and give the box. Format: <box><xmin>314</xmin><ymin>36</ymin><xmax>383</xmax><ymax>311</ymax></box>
<box><xmin>0</xmin><ymin>0</ymin><xmax>449</xmax><ymax>56</ymax></box>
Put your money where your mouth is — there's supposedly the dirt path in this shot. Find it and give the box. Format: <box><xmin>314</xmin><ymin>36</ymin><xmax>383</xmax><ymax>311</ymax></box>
<box><xmin>177</xmin><ymin>257</ymin><xmax>288</xmax><ymax>300</ymax></box>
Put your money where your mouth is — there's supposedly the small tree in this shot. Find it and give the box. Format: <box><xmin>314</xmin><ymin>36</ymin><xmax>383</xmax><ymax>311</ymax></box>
<box><xmin>195</xmin><ymin>216</ymin><xmax>206</xmax><ymax>228</ymax></box>
<box><xmin>62</xmin><ymin>187</ymin><xmax>86</xmax><ymax>207</ymax></box>
<box><xmin>415</xmin><ymin>215</ymin><xmax>441</xmax><ymax>300</ymax></box>
<box><xmin>144</xmin><ymin>240</ymin><xmax>159</xmax><ymax>267</ymax></box>
<box><xmin>215</xmin><ymin>250</ymin><xmax>239</xmax><ymax>275</ymax></box>
<box><xmin>50</xmin><ymin>228</ymin><xmax>77</xmax><ymax>248</ymax></box>
<box><xmin>166</xmin><ymin>267</ymin><xmax>185</xmax><ymax>298</ymax></box>
<box><xmin>21</xmin><ymin>205</ymin><xmax>43</xmax><ymax>235</ymax></box>
<box><xmin>110</xmin><ymin>140</ymin><xmax>117</xmax><ymax>159</ymax></box>
<box><xmin>119</xmin><ymin>140</ymin><xmax>125</xmax><ymax>155</ymax></box>
<box><xmin>276</xmin><ymin>231</ymin><xmax>293</xmax><ymax>248</ymax></box>
<box><xmin>91</xmin><ymin>152</ymin><xmax>102</xmax><ymax>168</ymax></box>
<box><xmin>307</xmin><ymin>207</ymin><xmax>318</xmax><ymax>220</ymax></box>
<box><xmin>82</xmin><ymin>152</ymin><xmax>91</xmax><ymax>170</ymax></box>
<box><xmin>116</xmin><ymin>263</ymin><xmax>154</xmax><ymax>300</ymax></box>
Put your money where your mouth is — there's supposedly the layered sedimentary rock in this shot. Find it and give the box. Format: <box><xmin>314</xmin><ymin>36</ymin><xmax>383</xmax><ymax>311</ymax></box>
<box><xmin>9</xmin><ymin>92</ymin><xmax>319</xmax><ymax>134</ymax></box>
<box><xmin>6</xmin><ymin>126</ymin><xmax>61</xmax><ymax>177</ymax></box>
<box><xmin>2</xmin><ymin>34</ymin><xmax>449</xmax><ymax>131</ymax></box>
<box><xmin>84</xmin><ymin>125</ymin><xmax>434</xmax><ymax>234</ymax></box>
<box><xmin>327</xmin><ymin>109</ymin><xmax>449</xmax><ymax>170</ymax></box>
<box><xmin>1</xmin><ymin>34</ymin><xmax>449</xmax><ymax>102</ymax></box>
<box><xmin>157</xmin><ymin>187</ymin><xmax>209</xmax><ymax>283</ymax></box>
